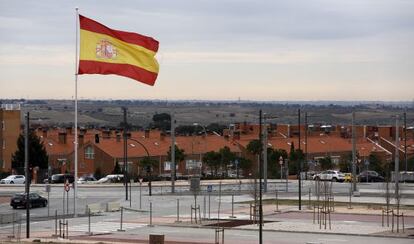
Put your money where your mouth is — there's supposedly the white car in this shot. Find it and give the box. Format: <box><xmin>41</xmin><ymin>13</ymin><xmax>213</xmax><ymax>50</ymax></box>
<box><xmin>96</xmin><ymin>174</ymin><xmax>124</xmax><ymax>183</ymax></box>
<box><xmin>0</xmin><ymin>175</ymin><xmax>26</xmax><ymax>184</ymax></box>
<box><xmin>313</xmin><ymin>170</ymin><xmax>345</xmax><ymax>182</ymax></box>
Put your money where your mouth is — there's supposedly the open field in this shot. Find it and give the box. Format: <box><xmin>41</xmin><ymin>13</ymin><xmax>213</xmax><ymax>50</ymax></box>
<box><xmin>3</xmin><ymin>99</ymin><xmax>413</xmax><ymax>127</ymax></box>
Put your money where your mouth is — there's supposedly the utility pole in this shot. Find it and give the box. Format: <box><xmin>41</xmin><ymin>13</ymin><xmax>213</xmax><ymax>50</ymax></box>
<box><xmin>123</xmin><ymin>108</ymin><xmax>128</xmax><ymax>200</ymax></box>
<box><xmin>352</xmin><ymin>111</ymin><xmax>357</xmax><ymax>192</ymax></box>
<box><xmin>305</xmin><ymin>112</ymin><xmax>308</xmax><ymax>175</ymax></box>
<box><xmin>263</xmin><ymin>115</ymin><xmax>268</xmax><ymax>193</ymax></box>
<box><xmin>259</xmin><ymin>110</ymin><xmax>263</xmax><ymax>244</ymax></box>
<box><xmin>395</xmin><ymin>115</ymin><xmax>400</xmax><ymax>203</ymax></box>
<box><xmin>404</xmin><ymin>111</ymin><xmax>407</xmax><ymax>173</ymax></box>
<box><xmin>25</xmin><ymin>112</ymin><xmax>30</xmax><ymax>238</ymax></box>
<box><xmin>171</xmin><ymin>113</ymin><xmax>176</xmax><ymax>193</ymax></box>
<box><xmin>298</xmin><ymin>108</ymin><xmax>302</xmax><ymax>210</ymax></box>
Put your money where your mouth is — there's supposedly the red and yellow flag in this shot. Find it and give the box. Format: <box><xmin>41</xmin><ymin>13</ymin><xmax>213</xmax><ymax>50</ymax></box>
<box><xmin>78</xmin><ymin>15</ymin><xmax>159</xmax><ymax>86</ymax></box>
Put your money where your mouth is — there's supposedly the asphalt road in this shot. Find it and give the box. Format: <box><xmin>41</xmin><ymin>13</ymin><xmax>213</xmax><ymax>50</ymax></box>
<box><xmin>1</xmin><ymin>180</ymin><xmax>413</xmax><ymax>218</ymax></box>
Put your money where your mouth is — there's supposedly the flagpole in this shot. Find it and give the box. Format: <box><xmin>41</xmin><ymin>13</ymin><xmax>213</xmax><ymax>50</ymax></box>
<box><xmin>74</xmin><ymin>7</ymin><xmax>79</xmax><ymax>217</ymax></box>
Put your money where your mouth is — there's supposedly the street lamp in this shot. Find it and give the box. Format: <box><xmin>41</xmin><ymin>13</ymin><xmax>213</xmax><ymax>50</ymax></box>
<box><xmin>262</xmin><ymin>113</ymin><xmax>278</xmax><ymax>193</ymax></box>
<box><xmin>127</xmin><ymin>137</ymin><xmax>152</xmax><ymax>196</ymax></box>
<box><xmin>193</xmin><ymin>123</ymin><xmax>207</xmax><ymax>176</ymax></box>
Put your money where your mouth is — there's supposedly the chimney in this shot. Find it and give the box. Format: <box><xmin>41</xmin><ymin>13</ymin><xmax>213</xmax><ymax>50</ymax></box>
<box><xmin>287</xmin><ymin>124</ymin><xmax>291</xmax><ymax>138</ymax></box>
<box><xmin>116</xmin><ymin>133</ymin><xmax>121</xmax><ymax>142</ymax></box>
<box><xmin>58</xmin><ymin>132</ymin><xmax>67</xmax><ymax>144</ymax></box>
<box><xmin>233</xmin><ymin>131</ymin><xmax>240</xmax><ymax>140</ymax></box>
<box><xmin>144</xmin><ymin>129</ymin><xmax>150</xmax><ymax>139</ymax></box>
<box><xmin>102</xmin><ymin>130</ymin><xmax>111</xmax><ymax>139</ymax></box>
<box><xmin>78</xmin><ymin>134</ymin><xmax>84</xmax><ymax>147</ymax></box>
<box><xmin>66</xmin><ymin>127</ymin><xmax>72</xmax><ymax>135</ymax></box>
<box><xmin>363</xmin><ymin>125</ymin><xmax>367</xmax><ymax>139</ymax></box>
<box><xmin>80</xmin><ymin>128</ymin><xmax>87</xmax><ymax>135</ymax></box>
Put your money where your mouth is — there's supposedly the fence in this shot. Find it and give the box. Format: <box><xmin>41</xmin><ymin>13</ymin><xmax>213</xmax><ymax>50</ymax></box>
<box><xmin>0</xmin><ymin>212</ymin><xmax>22</xmax><ymax>242</ymax></box>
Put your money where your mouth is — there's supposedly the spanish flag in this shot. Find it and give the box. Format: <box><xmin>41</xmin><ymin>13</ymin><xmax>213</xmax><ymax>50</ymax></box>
<box><xmin>78</xmin><ymin>15</ymin><xmax>159</xmax><ymax>86</ymax></box>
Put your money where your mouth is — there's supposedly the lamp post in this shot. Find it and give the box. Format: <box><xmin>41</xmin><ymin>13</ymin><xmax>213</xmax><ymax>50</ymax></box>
<box><xmin>262</xmin><ymin>114</ymin><xmax>278</xmax><ymax>193</ymax></box>
<box><xmin>127</xmin><ymin>137</ymin><xmax>151</xmax><ymax>196</ymax></box>
<box><xmin>193</xmin><ymin>123</ymin><xmax>207</xmax><ymax>176</ymax></box>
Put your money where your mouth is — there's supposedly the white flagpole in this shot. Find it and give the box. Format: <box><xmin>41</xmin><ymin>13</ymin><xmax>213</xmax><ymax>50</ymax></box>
<box><xmin>74</xmin><ymin>7</ymin><xmax>79</xmax><ymax>217</ymax></box>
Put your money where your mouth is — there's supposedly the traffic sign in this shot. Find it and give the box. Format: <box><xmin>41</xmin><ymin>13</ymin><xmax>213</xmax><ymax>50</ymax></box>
<box><xmin>139</xmin><ymin>178</ymin><xmax>143</xmax><ymax>184</ymax></box>
<box><xmin>64</xmin><ymin>181</ymin><xmax>70</xmax><ymax>192</ymax></box>
<box><xmin>45</xmin><ymin>184</ymin><xmax>51</xmax><ymax>193</ymax></box>
<box><xmin>207</xmin><ymin>185</ymin><xmax>213</xmax><ymax>193</ymax></box>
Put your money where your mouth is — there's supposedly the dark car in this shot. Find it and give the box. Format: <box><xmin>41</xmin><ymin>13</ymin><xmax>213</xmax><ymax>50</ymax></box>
<box><xmin>45</xmin><ymin>174</ymin><xmax>74</xmax><ymax>184</ymax></box>
<box><xmin>10</xmin><ymin>193</ymin><xmax>48</xmax><ymax>209</ymax></box>
<box><xmin>358</xmin><ymin>170</ymin><xmax>385</xmax><ymax>182</ymax></box>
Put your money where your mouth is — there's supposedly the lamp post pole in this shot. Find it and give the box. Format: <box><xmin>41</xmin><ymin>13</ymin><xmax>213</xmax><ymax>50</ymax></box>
<box><xmin>171</xmin><ymin>113</ymin><xmax>176</xmax><ymax>193</ymax></box>
<box><xmin>123</xmin><ymin>107</ymin><xmax>128</xmax><ymax>200</ymax></box>
<box><xmin>193</xmin><ymin>123</ymin><xmax>207</xmax><ymax>176</ymax></box>
<box><xmin>298</xmin><ymin>108</ymin><xmax>302</xmax><ymax>210</ymax></box>
<box><xmin>259</xmin><ymin>110</ymin><xmax>263</xmax><ymax>244</ymax></box>
<box><xmin>352</xmin><ymin>111</ymin><xmax>357</xmax><ymax>192</ymax></box>
<box><xmin>25</xmin><ymin>112</ymin><xmax>30</xmax><ymax>238</ymax></box>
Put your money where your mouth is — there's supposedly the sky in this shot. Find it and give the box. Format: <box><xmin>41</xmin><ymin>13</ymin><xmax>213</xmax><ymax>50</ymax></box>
<box><xmin>0</xmin><ymin>0</ymin><xmax>413</xmax><ymax>101</ymax></box>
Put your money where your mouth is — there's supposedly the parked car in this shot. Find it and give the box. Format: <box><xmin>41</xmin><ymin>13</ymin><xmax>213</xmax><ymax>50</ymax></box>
<box><xmin>45</xmin><ymin>174</ymin><xmax>74</xmax><ymax>184</ymax></box>
<box><xmin>343</xmin><ymin>173</ymin><xmax>354</xmax><ymax>182</ymax></box>
<box><xmin>0</xmin><ymin>175</ymin><xmax>25</xmax><ymax>184</ymax></box>
<box><xmin>96</xmin><ymin>174</ymin><xmax>124</xmax><ymax>183</ymax></box>
<box><xmin>313</xmin><ymin>170</ymin><xmax>345</xmax><ymax>182</ymax></box>
<box><xmin>358</xmin><ymin>171</ymin><xmax>384</xmax><ymax>182</ymax></box>
<box><xmin>77</xmin><ymin>175</ymin><xmax>97</xmax><ymax>184</ymax></box>
<box><xmin>10</xmin><ymin>193</ymin><xmax>47</xmax><ymax>209</ymax></box>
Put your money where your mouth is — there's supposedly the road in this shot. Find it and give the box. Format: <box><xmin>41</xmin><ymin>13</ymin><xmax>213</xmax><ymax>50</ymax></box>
<box><xmin>1</xmin><ymin>180</ymin><xmax>413</xmax><ymax>243</ymax></box>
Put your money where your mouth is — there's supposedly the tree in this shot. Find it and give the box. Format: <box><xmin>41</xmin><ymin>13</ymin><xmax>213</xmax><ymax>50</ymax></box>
<box><xmin>112</xmin><ymin>161</ymin><xmax>122</xmax><ymax>174</ymax></box>
<box><xmin>288</xmin><ymin>142</ymin><xmax>304</xmax><ymax>175</ymax></box>
<box><xmin>246</xmin><ymin>139</ymin><xmax>262</xmax><ymax>155</ymax></box>
<box><xmin>94</xmin><ymin>167</ymin><xmax>103</xmax><ymax>180</ymax></box>
<box><xmin>268</xmin><ymin>148</ymin><xmax>288</xmax><ymax>179</ymax></box>
<box><xmin>140</xmin><ymin>156</ymin><xmax>158</xmax><ymax>174</ymax></box>
<box><xmin>150</xmin><ymin>113</ymin><xmax>171</xmax><ymax>131</ymax></box>
<box><xmin>12</xmin><ymin>131</ymin><xmax>48</xmax><ymax>173</ymax></box>
<box><xmin>319</xmin><ymin>156</ymin><xmax>333</xmax><ymax>170</ymax></box>
<box><xmin>236</xmin><ymin>157</ymin><xmax>253</xmax><ymax>176</ymax></box>
<box><xmin>368</xmin><ymin>154</ymin><xmax>385</xmax><ymax>176</ymax></box>
<box><xmin>219</xmin><ymin>146</ymin><xmax>236</xmax><ymax>175</ymax></box>
<box><xmin>409</xmin><ymin>156</ymin><xmax>414</xmax><ymax>171</ymax></box>
<box><xmin>167</xmin><ymin>145</ymin><xmax>185</xmax><ymax>163</ymax></box>
<box><xmin>202</xmin><ymin>151</ymin><xmax>221</xmax><ymax>176</ymax></box>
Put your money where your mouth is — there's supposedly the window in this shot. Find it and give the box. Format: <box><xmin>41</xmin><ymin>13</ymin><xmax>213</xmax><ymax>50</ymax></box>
<box><xmin>2</xmin><ymin>140</ymin><xmax>5</xmax><ymax>150</ymax></box>
<box><xmin>85</xmin><ymin>146</ymin><xmax>94</xmax><ymax>159</ymax></box>
<box><xmin>1</xmin><ymin>121</ymin><xmax>4</xmax><ymax>130</ymax></box>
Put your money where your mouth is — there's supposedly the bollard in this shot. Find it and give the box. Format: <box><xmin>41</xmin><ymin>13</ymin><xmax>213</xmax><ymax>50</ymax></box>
<box><xmin>149</xmin><ymin>202</ymin><xmax>153</xmax><ymax>227</ymax></box>
<box><xmin>66</xmin><ymin>220</ymin><xmax>68</xmax><ymax>239</ymax></box>
<box><xmin>208</xmin><ymin>193</ymin><xmax>211</xmax><ymax>219</ymax></box>
<box><xmin>308</xmin><ymin>188</ymin><xmax>312</xmax><ymax>210</ymax></box>
<box><xmin>274</xmin><ymin>189</ymin><xmax>279</xmax><ymax>212</ymax></box>
<box><xmin>203</xmin><ymin>195</ymin><xmax>206</xmax><ymax>220</ymax></box>
<box><xmin>139</xmin><ymin>182</ymin><xmax>142</xmax><ymax>210</ymax></box>
<box><xmin>54</xmin><ymin>210</ymin><xmax>57</xmax><ymax>236</ymax></box>
<box><xmin>175</xmin><ymin>199</ymin><xmax>181</xmax><ymax>223</ymax></box>
<box><xmin>59</xmin><ymin>220</ymin><xmax>62</xmax><ymax>238</ymax></box>
<box><xmin>230</xmin><ymin>194</ymin><xmax>236</xmax><ymax>218</ymax></box>
<box><xmin>117</xmin><ymin>207</ymin><xmax>125</xmax><ymax>232</ymax></box>
<box><xmin>348</xmin><ymin>187</ymin><xmax>353</xmax><ymax>209</ymax></box>
<box><xmin>88</xmin><ymin>208</ymin><xmax>91</xmax><ymax>235</ymax></box>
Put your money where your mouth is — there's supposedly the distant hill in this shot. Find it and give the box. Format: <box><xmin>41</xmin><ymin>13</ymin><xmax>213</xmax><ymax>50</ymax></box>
<box><xmin>1</xmin><ymin>99</ymin><xmax>413</xmax><ymax>128</ymax></box>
